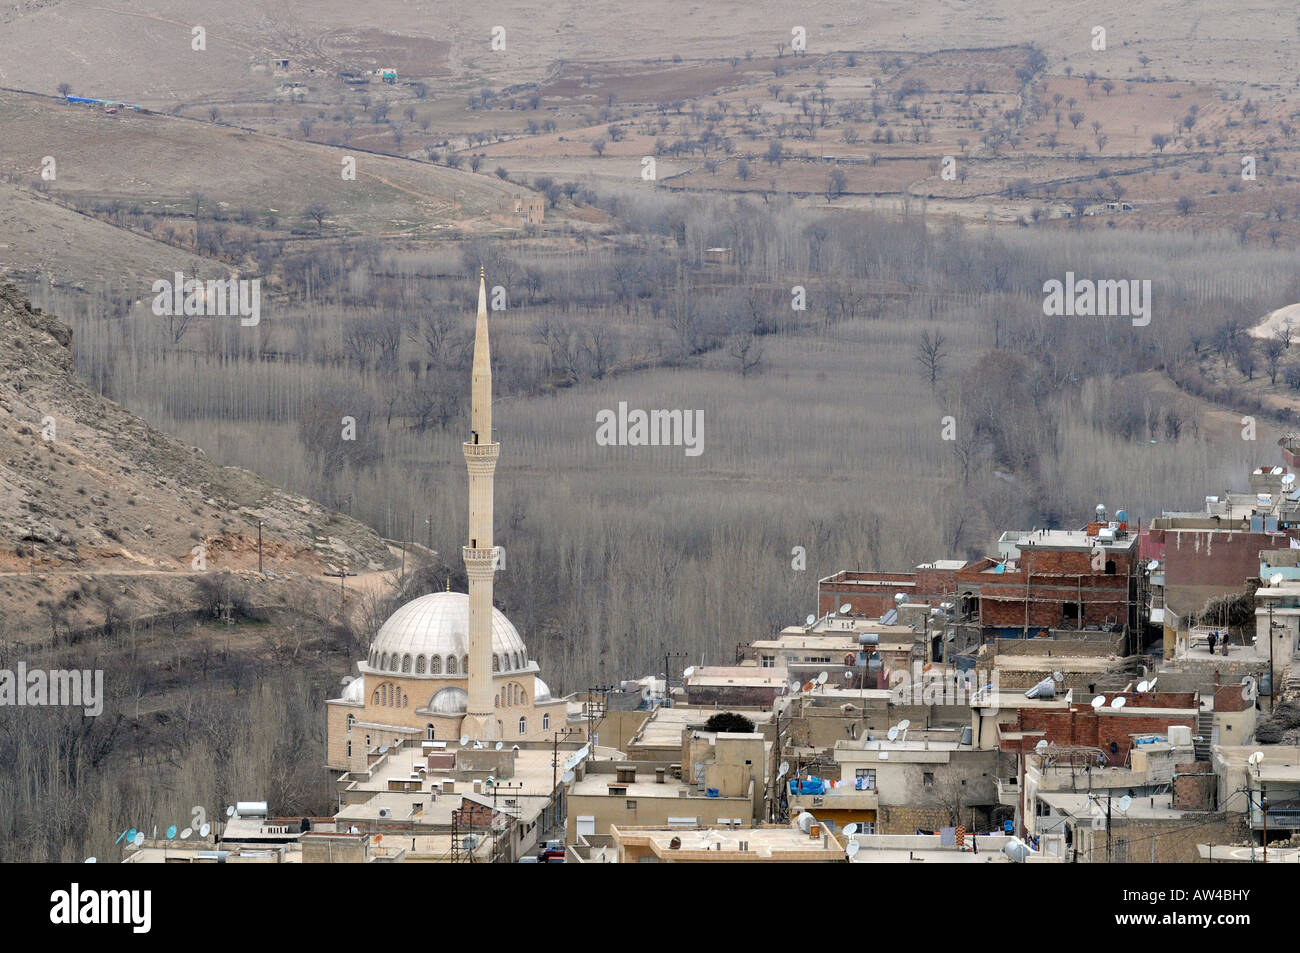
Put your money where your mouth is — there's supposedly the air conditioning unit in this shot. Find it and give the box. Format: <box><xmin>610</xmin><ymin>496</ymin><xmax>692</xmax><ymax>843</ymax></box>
<box><xmin>378</xmin><ymin>808</ymin><xmax>391</xmax><ymax>819</ymax></box>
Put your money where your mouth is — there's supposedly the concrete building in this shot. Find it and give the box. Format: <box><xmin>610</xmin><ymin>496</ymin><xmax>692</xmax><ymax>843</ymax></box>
<box><xmin>606</xmin><ymin>823</ymin><xmax>844</xmax><ymax>863</ymax></box>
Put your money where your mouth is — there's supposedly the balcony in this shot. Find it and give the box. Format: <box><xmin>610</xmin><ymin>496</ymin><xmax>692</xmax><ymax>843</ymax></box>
<box><xmin>996</xmin><ymin>776</ymin><xmax>1020</xmax><ymax>808</ymax></box>
<box><xmin>788</xmin><ymin>789</ymin><xmax>878</xmax><ymax>813</ymax></box>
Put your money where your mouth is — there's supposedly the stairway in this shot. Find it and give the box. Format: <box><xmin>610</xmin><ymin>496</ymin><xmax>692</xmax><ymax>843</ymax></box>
<box><xmin>1194</xmin><ymin>708</ymin><xmax>1213</xmax><ymax>762</ymax></box>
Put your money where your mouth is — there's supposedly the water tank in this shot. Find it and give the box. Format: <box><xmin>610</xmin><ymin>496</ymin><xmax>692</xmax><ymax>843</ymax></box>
<box><xmin>235</xmin><ymin>801</ymin><xmax>268</xmax><ymax>818</ymax></box>
<box><xmin>858</xmin><ymin>633</ymin><xmax>879</xmax><ymax>646</ymax></box>
<box><xmin>1002</xmin><ymin>838</ymin><xmax>1032</xmax><ymax>863</ymax></box>
<box><xmin>1024</xmin><ymin>677</ymin><xmax>1056</xmax><ymax>699</ymax></box>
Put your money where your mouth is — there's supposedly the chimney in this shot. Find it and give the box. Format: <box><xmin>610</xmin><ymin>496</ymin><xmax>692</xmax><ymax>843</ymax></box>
<box><xmin>655</xmin><ymin>768</ymin><xmax>666</xmax><ymax>784</ymax></box>
<box><xmin>616</xmin><ymin>765</ymin><xmax>637</xmax><ymax>784</ymax></box>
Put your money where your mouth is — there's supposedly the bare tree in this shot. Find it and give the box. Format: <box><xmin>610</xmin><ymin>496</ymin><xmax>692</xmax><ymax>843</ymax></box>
<box><xmin>915</xmin><ymin>329</ymin><xmax>948</xmax><ymax>387</ymax></box>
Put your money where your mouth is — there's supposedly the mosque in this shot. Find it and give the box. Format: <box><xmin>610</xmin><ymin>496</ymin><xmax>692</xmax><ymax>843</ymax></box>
<box><xmin>325</xmin><ymin>273</ymin><xmax>570</xmax><ymax>771</ymax></box>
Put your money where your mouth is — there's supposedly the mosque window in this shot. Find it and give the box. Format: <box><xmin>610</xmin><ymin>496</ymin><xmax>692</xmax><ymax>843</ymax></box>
<box><xmin>431</xmin><ymin>656</ymin><xmax>442</xmax><ymax>674</ymax></box>
<box><xmin>347</xmin><ymin>741</ymin><xmax>352</xmax><ymax>757</ymax></box>
<box><xmin>520</xmin><ymin>690</ymin><xmax>527</xmax><ymax>705</ymax></box>
<box><xmin>372</xmin><ymin>691</ymin><xmax>379</xmax><ymax>705</ymax></box>
<box><xmin>512</xmin><ymin>652</ymin><xmax>520</xmax><ymax>669</ymax></box>
<box><xmin>416</xmin><ymin>655</ymin><xmax>426</xmax><ymax>674</ymax></box>
<box><xmin>447</xmin><ymin>656</ymin><xmax>458</xmax><ymax>674</ymax></box>
<box><xmin>380</xmin><ymin>653</ymin><xmax>389</xmax><ymax>670</ymax></box>
<box><xmin>495</xmin><ymin>694</ymin><xmax>500</xmax><ymax>707</ymax></box>
<box><xmin>518</xmin><ymin>717</ymin><xmax>527</xmax><ymax>734</ymax></box>
<box><xmin>402</xmin><ymin>654</ymin><xmax>412</xmax><ymax>674</ymax></box>
<box><xmin>462</xmin><ymin>655</ymin><xmax>469</xmax><ymax>674</ymax></box>
<box><xmin>426</xmin><ymin>725</ymin><xmax>435</xmax><ymax>740</ymax></box>
<box><xmin>493</xmin><ymin>655</ymin><xmax>500</xmax><ymax>672</ymax></box>
<box><xmin>543</xmin><ymin>714</ymin><xmax>550</xmax><ymax>731</ymax></box>
<box><xmin>347</xmin><ymin>715</ymin><xmax>355</xmax><ymax>732</ymax></box>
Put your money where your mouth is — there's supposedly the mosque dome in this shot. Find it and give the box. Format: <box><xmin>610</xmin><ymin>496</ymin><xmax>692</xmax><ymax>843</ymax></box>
<box><xmin>341</xmin><ymin>677</ymin><xmax>364</xmax><ymax>703</ymax></box>
<box><xmin>534</xmin><ymin>676</ymin><xmax>552</xmax><ymax>702</ymax></box>
<box><xmin>429</xmin><ymin>686</ymin><xmax>469</xmax><ymax>714</ymax></box>
<box><xmin>367</xmin><ymin>591</ymin><xmax>528</xmax><ymax>677</ymax></box>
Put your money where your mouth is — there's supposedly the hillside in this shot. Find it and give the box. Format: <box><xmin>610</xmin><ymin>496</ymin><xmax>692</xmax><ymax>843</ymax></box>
<box><xmin>0</xmin><ymin>280</ymin><xmax>396</xmax><ymax>641</ymax></box>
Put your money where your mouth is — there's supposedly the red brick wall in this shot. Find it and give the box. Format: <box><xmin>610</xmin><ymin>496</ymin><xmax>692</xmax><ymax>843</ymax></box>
<box><xmin>1158</xmin><ymin>529</ymin><xmax>1273</xmax><ymax>588</ymax></box>
<box><xmin>1008</xmin><ymin>700</ymin><xmax>1195</xmax><ymax>766</ymax></box>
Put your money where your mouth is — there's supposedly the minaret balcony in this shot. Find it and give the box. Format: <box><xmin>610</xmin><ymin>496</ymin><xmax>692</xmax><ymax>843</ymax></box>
<box><xmin>462</xmin><ymin>441</ymin><xmax>499</xmax><ymax>456</ymax></box>
<box><xmin>462</xmin><ymin>546</ymin><xmax>498</xmax><ymax>563</ymax></box>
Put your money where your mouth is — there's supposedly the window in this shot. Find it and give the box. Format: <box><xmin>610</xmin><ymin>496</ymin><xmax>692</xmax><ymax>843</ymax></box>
<box><xmin>347</xmin><ymin>714</ymin><xmax>355</xmax><ymax>732</ymax></box>
<box><xmin>430</xmin><ymin>655</ymin><xmax>442</xmax><ymax>674</ymax></box>
<box><xmin>1063</xmin><ymin>603</ymin><xmax>1080</xmax><ymax>621</ymax></box>
<box><xmin>402</xmin><ymin>654</ymin><xmax>412</xmax><ymax>673</ymax></box>
<box><xmin>493</xmin><ymin>655</ymin><xmax>500</xmax><ymax>672</ymax></box>
<box><xmin>923</xmin><ymin>772</ymin><xmax>934</xmax><ymax>789</ymax></box>
<box><xmin>415</xmin><ymin>655</ymin><xmax>426</xmax><ymax>674</ymax></box>
<box><xmin>462</xmin><ymin>655</ymin><xmax>469</xmax><ymax>674</ymax></box>
<box><xmin>426</xmin><ymin>725</ymin><xmax>435</xmax><ymax>740</ymax></box>
<box><xmin>447</xmin><ymin>655</ymin><xmax>458</xmax><ymax>674</ymax></box>
<box><xmin>626</xmin><ymin>800</ymin><xmax>637</xmax><ymax>810</ymax></box>
<box><xmin>542</xmin><ymin>714</ymin><xmax>550</xmax><ymax>730</ymax></box>
<box><xmin>1105</xmin><ymin>559</ymin><xmax>1116</xmax><ymax>576</ymax></box>
<box><xmin>854</xmin><ymin>768</ymin><xmax>876</xmax><ymax>790</ymax></box>
<box><xmin>347</xmin><ymin>740</ymin><xmax>352</xmax><ymax>757</ymax></box>
<box><xmin>518</xmin><ymin>717</ymin><xmax>527</xmax><ymax>734</ymax></box>
<box><xmin>577</xmin><ymin>816</ymin><xmax>596</xmax><ymax>837</ymax></box>
<box><xmin>761</xmin><ymin>656</ymin><xmax>775</xmax><ymax>668</ymax></box>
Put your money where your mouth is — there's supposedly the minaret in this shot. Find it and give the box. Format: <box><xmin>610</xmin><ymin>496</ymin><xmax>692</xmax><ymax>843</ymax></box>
<box><xmin>461</xmin><ymin>269</ymin><xmax>501</xmax><ymax>741</ymax></box>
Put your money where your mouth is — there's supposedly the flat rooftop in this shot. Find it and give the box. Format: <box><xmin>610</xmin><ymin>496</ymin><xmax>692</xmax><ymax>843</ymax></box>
<box><xmin>613</xmin><ymin>825</ymin><xmax>842</xmax><ymax>860</ymax></box>
<box><xmin>630</xmin><ymin>706</ymin><xmax>772</xmax><ymax>750</ymax></box>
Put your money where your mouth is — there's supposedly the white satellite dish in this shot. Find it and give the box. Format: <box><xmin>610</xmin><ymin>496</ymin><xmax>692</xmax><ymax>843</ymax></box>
<box><xmin>790</xmin><ymin>680</ymin><xmax>802</xmax><ymax>693</ymax></box>
<box><xmin>846</xmin><ymin>840</ymin><xmax>860</xmax><ymax>859</ymax></box>
<box><xmin>1116</xmin><ymin>795</ymin><xmax>1133</xmax><ymax>813</ymax></box>
<box><xmin>1091</xmin><ymin>695</ymin><xmax>1106</xmax><ymax>709</ymax></box>
<box><xmin>1147</xmin><ymin>559</ymin><xmax>1159</xmax><ymax>571</ymax></box>
<box><xmin>894</xmin><ymin>593</ymin><xmax>909</xmax><ymax>605</ymax></box>
<box><xmin>1272</xmin><ymin>573</ymin><xmax>1285</xmax><ymax>587</ymax></box>
<box><xmin>84</xmin><ymin>857</ymin><xmax>97</xmax><ymax>863</ymax></box>
<box><xmin>495</xmin><ymin>741</ymin><xmax>503</xmax><ymax>751</ymax></box>
<box><xmin>796</xmin><ymin>812</ymin><xmax>815</xmax><ymax>833</ymax></box>
<box><xmin>777</xmin><ymin>761</ymin><xmax>789</xmax><ymax>779</ymax></box>
<box><xmin>898</xmin><ymin>719</ymin><xmax>911</xmax><ymax>730</ymax></box>
<box><xmin>843</xmin><ymin>823</ymin><xmax>859</xmax><ymax>836</ymax></box>
<box><xmin>1248</xmin><ymin>751</ymin><xmax>1265</xmax><ymax>766</ymax></box>
<box><xmin>887</xmin><ymin>726</ymin><xmax>900</xmax><ymax>741</ymax></box>
<box><xmin>805</xmin><ymin>614</ymin><xmax>816</xmax><ymax>626</ymax></box>
<box><xmin>199</xmin><ymin>823</ymin><xmax>211</xmax><ymax>837</ymax></box>
<box><xmin>840</xmin><ymin>603</ymin><xmax>852</xmax><ymax>615</ymax></box>
<box><xmin>1147</xmin><ymin>677</ymin><xmax>1157</xmax><ymax>691</ymax></box>
<box><xmin>843</xmin><ymin>670</ymin><xmax>854</xmax><ymax>681</ymax></box>
<box><xmin>225</xmin><ymin>806</ymin><xmax>235</xmax><ymax>817</ymax></box>
<box><xmin>133</xmin><ymin>832</ymin><xmax>145</xmax><ymax>847</ymax></box>
<box><xmin>817</xmin><ymin>671</ymin><xmax>828</xmax><ymax>685</ymax></box>
<box><xmin>1035</xmin><ymin>739</ymin><xmax>1049</xmax><ymax>753</ymax></box>
<box><xmin>1285</xmin><ymin>473</ymin><xmax>1297</xmax><ymax>486</ymax></box>
<box><xmin>1052</xmin><ymin>671</ymin><xmax>1064</xmax><ymax>683</ymax></box>
<box><xmin>181</xmin><ymin>827</ymin><xmax>192</xmax><ymax>839</ymax></box>
<box><xmin>459</xmin><ymin>734</ymin><xmax>469</xmax><ymax>747</ymax></box>
<box><xmin>1110</xmin><ymin>696</ymin><xmax>1127</xmax><ymax>709</ymax></box>
<box><xmin>683</xmin><ymin>666</ymin><xmax>695</xmax><ymax>679</ymax></box>
<box><xmin>1137</xmin><ymin>680</ymin><xmax>1150</xmax><ymax>693</ymax></box>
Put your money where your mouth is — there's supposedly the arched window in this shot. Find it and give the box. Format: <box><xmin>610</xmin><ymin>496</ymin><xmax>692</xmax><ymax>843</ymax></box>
<box><xmin>520</xmin><ymin>690</ymin><xmax>527</xmax><ymax>706</ymax></box>
<box><xmin>431</xmin><ymin>655</ymin><xmax>442</xmax><ymax>674</ymax></box>
<box><xmin>518</xmin><ymin>717</ymin><xmax>527</xmax><ymax>735</ymax></box>
<box><xmin>493</xmin><ymin>655</ymin><xmax>500</xmax><ymax>672</ymax></box>
<box><xmin>369</xmin><ymin>650</ymin><xmax>377</xmax><ymax>667</ymax></box>
<box><xmin>347</xmin><ymin>714</ymin><xmax>355</xmax><ymax>732</ymax></box>
<box><xmin>542</xmin><ymin>713</ymin><xmax>550</xmax><ymax>731</ymax></box>
<box><xmin>402</xmin><ymin>654</ymin><xmax>412</xmax><ymax>673</ymax></box>
<box><xmin>462</xmin><ymin>655</ymin><xmax>469</xmax><ymax>674</ymax></box>
<box><xmin>513</xmin><ymin>652</ymin><xmax>520</xmax><ymax>669</ymax></box>
<box><xmin>382</xmin><ymin>684</ymin><xmax>390</xmax><ymax>706</ymax></box>
<box><xmin>495</xmin><ymin>693</ymin><xmax>500</xmax><ymax>707</ymax></box>
<box><xmin>380</xmin><ymin>653</ymin><xmax>389</xmax><ymax>671</ymax></box>
<box><xmin>447</xmin><ymin>655</ymin><xmax>458</xmax><ymax>674</ymax></box>
<box><xmin>416</xmin><ymin>655</ymin><xmax>426</xmax><ymax>674</ymax></box>
<box><xmin>402</xmin><ymin>692</ymin><xmax>409</xmax><ymax>708</ymax></box>
<box><xmin>371</xmin><ymin>690</ymin><xmax>379</xmax><ymax>705</ymax></box>
<box><xmin>426</xmin><ymin>724</ymin><xmax>435</xmax><ymax>740</ymax></box>
<box><xmin>347</xmin><ymin>740</ymin><xmax>352</xmax><ymax>757</ymax></box>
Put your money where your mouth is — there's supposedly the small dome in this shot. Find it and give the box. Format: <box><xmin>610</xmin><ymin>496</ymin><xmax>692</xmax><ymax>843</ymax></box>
<box><xmin>369</xmin><ymin>592</ymin><xmax>527</xmax><ymax>676</ymax></box>
<box><xmin>534</xmin><ymin>676</ymin><xmax>552</xmax><ymax>702</ymax></box>
<box><xmin>341</xmin><ymin>677</ymin><xmax>364</xmax><ymax>703</ymax></box>
<box><xmin>429</xmin><ymin>687</ymin><xmax>468</xmax><ymax>714</ymax></box>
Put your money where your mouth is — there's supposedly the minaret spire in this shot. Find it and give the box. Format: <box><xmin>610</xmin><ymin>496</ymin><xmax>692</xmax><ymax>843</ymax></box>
<box><xmin>461</xmin><ymin>268</ymin><xmax>500</xmax><ymax>741</ymax></box>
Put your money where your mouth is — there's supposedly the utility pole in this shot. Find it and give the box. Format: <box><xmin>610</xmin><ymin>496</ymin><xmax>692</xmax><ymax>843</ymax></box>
<box><xmin>257</xmin><ymin>520</ymin><xmax>263</xmax><ymax>575</ymax></box>
<box><xmin>585</xmin><ymin>685</ymin><xmax>613</xmax><ymax>745</ymax></box>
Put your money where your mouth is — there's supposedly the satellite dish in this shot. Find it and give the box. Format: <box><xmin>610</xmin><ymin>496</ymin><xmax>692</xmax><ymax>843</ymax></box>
<box><xmin>1249</xmin><ymin>751</ymin><xmax>1265</xmax><ymax>766</ymax></box>
<box><xmin>84</xmin><ymin>857</ymin><xmax>97</xmax><ymax>863</ymax></box>
<box><xmin>1147</xmin><ymin>559</ymin><xmax>1159</xmax><ymax>571</ymax></box>
<box><xmin>683</xmin><ymin>666</ymin><xmax>695</xmax><ymax>679</ymax></box>
<box><xmin>894</xmin><ymin>593</ymin><xmax>909</xmax><ymax>605</ymax></box>
<box><xmin>133</xmin><ymin>832</ymin><xmax>145</xmax><ymax>847</ymax></box>
<box><xmin>1091</xmin><ymin>695</ymin><xmax>1106</xmax><ymax>709</ymax></box>
<box><xmin>1111</xmin><ymin>696</ymin><xmax>1127</xmax><ymax>709</ymax></box>
<box><xmin>803</xmin><ymin>681</ymin><xmax>815</xmax><ymax>692</ymax></box>
<box><xmin>1286</xmin><ymin>473</ymin><xmax>1297</xmax><ymax>487</ymax></box>
<box><xmin>881</xmin><ymin>609</ymin><xmax>899</xmax><ymax>625</ymax></box>
<box><xmin>1137</xmin><ymin>680</ymin><xmax>1150</xmax><ymax>693</ymax></box>
<box><xmin>1147</xmin><ymin>677</ymin><xmax>1157</xmax><ymax>691</ymax></box>
<box><xmin>166</xmin><ymin>825</ymin><xmax>177</xmax><ymax>840</ymax></box>
<box><xmin>373</xmin><ymin>833</ymin><xmax>383</xmax><ymax>844</ymax></box>
<box><xmin>562</xmin><ymin>770</ymin><xmax>575</xmax><ymax>784</ymax></box>
<box><xmin>817</xmin><ymin>671</ymin><xmax>828</xmax><ymax>685</ymax></box>
<box><xmin>790</xmin><ymin>680</ymin><xmax>802</xmax><ymax>693</ymax></box>
<box><xmin>1272</xmin><ymin>573</ymin><xmax>1285</xmax><ymax>587</ymax></box>
<box><xmin>994</xmin><ymin>563</ymin><xmax>1005</xmax><ymax>574</ymax></box>
<box><xmin>1052</xmin><ymin>671</ymin><xmax>1064</xmax><ymax>683</ymax></box>
<box><xmin>181</xmin><ymin>827</ymin><xmax>192</xmax><ymax>839</ymax></box>
<box><xmin>887</xmin><ymin>726</ymin><xmax>900</xmax><ymax>741</ymax></box>
<box><xmin>796</xmin><ymin>812</ymin><xmax>815</xmax><ymax>833</ymax></box>
<box><xmin>778</xmin><ymin>760</ymin><xmax>790</xmax><ymax>779</ymax></box>
<box><xmin>1035</xmin><ymin>739</ymin><xmax>1049</xmax><ymax>753</ymax></box>
<box><xmin>843</xmin><ymin>823</ymin><xmax>859</xmax><ymax>836</ymax></box>
<box><xmin>805</xmin><ymin>614</ymin><xmax>816</xmax><ymax>626</ymax></box>
<box><xmin>840</xmin><ymin>603</ymin><xmax>852</xmax><ymax>615</ymax></box>
<box><xmin>459</xmin><ymin>734</ymin><xmax>469</xmax><ymax>747</ymax></box>
<box><xmin>125</xmin><ymin>828</ymin><xmax>137</xmax><ymax>843</ymax></box>
<box><xmin>200</xmin><ymin>823</ymin><xmax>211</xmax><ymax>837</ymax></box>
<box><xmin>225</xmin><ymin>806</ymin><xmax>235</xmax><ymax>817</ymax></box>
<box><xmin>513</xmin><ymin>744</ymin><xmax>521</xmax><ymax>751</ymax></box>
<box><xmin>843</xmin><ymin>670</ymin><xmax>854</xmax><ymax>681</ymax></box>
<box><xmin>898</xmin><ymin>719</ymin><xmax>911</xmax><ymax>730</ymax></box>
<box><xmin>1116</xmin><ymin>795</ymin><xmax>1133</xmax><ymax>813</ymax></box>
<box><xmin>495</xmin><ymin>741</ymin><xmax>503</xmax><ymax>750</ymax></box>
<box><xmin>846</xmin><ymin>840</ymin><xmax>860</xmax><ymax>859</ymax></box>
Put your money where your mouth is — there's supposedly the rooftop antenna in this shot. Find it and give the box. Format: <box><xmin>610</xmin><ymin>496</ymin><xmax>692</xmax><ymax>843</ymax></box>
<box><xmin>817</xmin><ymin>671</ymin><xmax>829</xmax><ymax>687</ymax></box>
